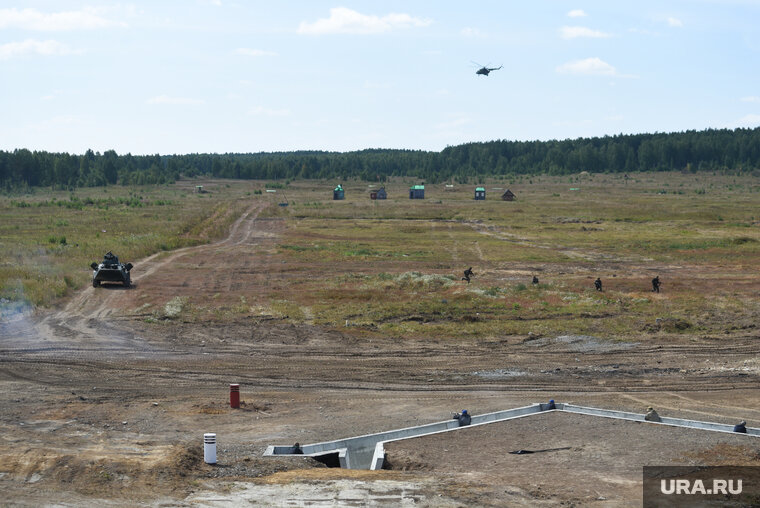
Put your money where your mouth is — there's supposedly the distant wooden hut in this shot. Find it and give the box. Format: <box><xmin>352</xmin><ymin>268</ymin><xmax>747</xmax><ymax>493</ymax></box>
<box><xmin>501</xmin><ymin>189</ymin><xmax>516</xmax><ymax>201</ymax></box>
<box><xmin>409</xmin><ymin>184</ymin><xmax>425</xmax><ymax>199</ymax></box>
<box><xmin>370</xmin><ymin>187</ymin><xmax>387</xmax><ymax>200</ymax></box>
<box><xmin>333</xmin><ymin>184</ymin><xmax>345</xmax><ymax>200</ymax></box>
<box><xmin>474</xmin><ymin>186</ymin><xmax>486</xmax><ymax>200</ymax></box>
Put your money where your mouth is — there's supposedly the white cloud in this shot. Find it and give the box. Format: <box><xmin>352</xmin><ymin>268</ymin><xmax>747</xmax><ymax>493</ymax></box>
<box><xmin>552</xmin><ymin>118</ymin><xmax>593</xmax><ymax>129</ymax></box>
<box><xmin>560</xmin><ymin>26</ymin><xmax>611</xmax><ymax>39</ymax></box>
<box><xmin>29</xmin><ymin>115</ymin><xmax>83</xmax><ymax>130</ymax></box>
<box><xmin>298</xmin><ymin>7</ymin><xmax>432</xmax><ymax>35</ymax></box>
<box><xmin>249</xmin><ymin>106</ymin><xmax>290</xmax><ymax>117</ymax></box>
<box><xmin>146</xmin><ymin>95</ymin><xmax>205</xmax><ymax>105</ymax></box>
<box><xmin>0</xmin><ymin>39</ymin><xmax>76</xmax><ymax>60</ymax></box>
<box><xmin>42</xmin><ymin>115</ymin><xmax>80</xmax><ymax>126</ymax></box>
<box><xmin>41</xmin><ymin>90</ymin><xmax>63</xmax><ymax>101</ymax></box>
<box><xmin>741</xmin><ymin>96</ymin><xmax>760</xmax><ymax>103</ymax></box>
<box><xmin>235</xmin><ymin>48</ymin><xmax>277</xmax><ymax>57</ymax></box>
<box><xmin>363</xmin><ymin>80</ymin><xmax>392</xmax><ymax>89</ymax></box>
<box><xmin>556</xmin><ymin>57</ymin><xmax>617</xmax><ymax>76</ymax></box>
<box><xmin>667</xmin><ymin>17</ymin><xmax>683</xmax><ymax>27</ymax></box>
<box><xmin>627</xmin><ymin>27</ymin><xmax>658</xmax><ymax>36</ymax></box>
<box><xmin>0</xmin><ymin>7</ymin><xmax>123</xmax><ymax>31</ymax></box>
<box><xmin>461</xmin><ymin>27</ymin><xmax>486</xmax><ymax>38</ymax></box>
<box><xmin>567</xmin><ymin>9</ymin><xmax>587</xmax><ymax>18</ymax></box>
<box><xmin>736</xmin><ymin>114</ymin><xmax>760</xmax><ymax>127</ymax></box>
<box><xmin>435</xmin><ymin>116</ymin><xmax>471</xmax><ymax>130</ymax></box>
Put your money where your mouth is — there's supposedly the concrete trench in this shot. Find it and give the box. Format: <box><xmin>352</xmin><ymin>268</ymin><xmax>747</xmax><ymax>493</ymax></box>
<box><xmin>263</xmin><ymin>402</ymin><xmax>759</xmax><ymax>470</ymax></box>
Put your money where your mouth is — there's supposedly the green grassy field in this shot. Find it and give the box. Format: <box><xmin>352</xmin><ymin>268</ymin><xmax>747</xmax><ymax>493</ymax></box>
<box><xmin>0</xmin><ymin>180</ymin><xmax>255</xmax><ymax>307</ymax></box>
<box><xmin>3</xmin><ymin>172</ymin><xmax>760</xmax><ymax>341</ymax></box>
<box><xmin>268</xmin><ymin>172</ymin><xmax>760</xmax><ymax>340</ymax></box>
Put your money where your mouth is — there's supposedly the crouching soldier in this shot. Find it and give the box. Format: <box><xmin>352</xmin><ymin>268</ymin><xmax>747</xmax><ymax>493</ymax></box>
<box><xmin>594</xmin><ymin>278</ymin><xmax>603</xmax><ymax>291</ymax></box>
<box><xmin>644</xmin><ymin>407</ymin><xmax>662</xmax><ymax>422</ymax></box>
<box><xmin>453</xmin><ymin>409</ymin><xmax>471</xmax><ymax>426</ymax></box>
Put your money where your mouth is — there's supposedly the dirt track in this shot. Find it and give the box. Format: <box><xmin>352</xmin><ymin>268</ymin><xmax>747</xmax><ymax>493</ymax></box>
<box><xmin>1</xmin><ymin>202</ymin><xmax>760</xmax><ymax>506</ymax></box>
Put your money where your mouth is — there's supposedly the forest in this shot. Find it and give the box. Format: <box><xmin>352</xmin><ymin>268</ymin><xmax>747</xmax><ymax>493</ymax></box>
<box><xmin>2</xmin><ymin>127</ymin><xmax>760</xmax><ymax>190</ymax></box>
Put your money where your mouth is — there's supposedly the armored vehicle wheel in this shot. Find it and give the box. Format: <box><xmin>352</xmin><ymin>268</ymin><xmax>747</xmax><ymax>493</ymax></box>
<box><xmin>124</xmin><ymin>274</ymin><xmax>131</xmax><ymax>287</ymax></box>
<box><xmin>93</xmin><ymin>279</ymin><xmax>100</xmax><ymax>288</ymax></box>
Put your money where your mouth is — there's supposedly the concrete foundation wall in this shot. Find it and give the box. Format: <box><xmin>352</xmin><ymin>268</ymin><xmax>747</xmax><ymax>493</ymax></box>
<box><xmin>563</xmin><ymin>404</ymin><xmax>759</xmax><ymax>436</ymax></box>
<box><xmin>265</xmin><ymin>404</ymin><xmax>545</xmax><ymax>469</ymax></box>
<box><xmin>265</xmin><ymin>402</ymin><xmax>757</xmax><ymax>470</ymax></box>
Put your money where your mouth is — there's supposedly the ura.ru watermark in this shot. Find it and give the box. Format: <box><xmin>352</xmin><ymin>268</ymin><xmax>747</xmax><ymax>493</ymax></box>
<box><xmin>644</xmin><ymin>466</ymin><xmax>760</xmax><ymax>507</ymax></box>
<box><xmin>660</xmin><ymin>478</ymin><xmax>742</xmax><ymax>495</ymax></box>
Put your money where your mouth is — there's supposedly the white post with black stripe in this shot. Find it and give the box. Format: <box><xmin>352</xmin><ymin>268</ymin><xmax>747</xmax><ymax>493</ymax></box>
<box><xmin>204</xmin><ymin>433</ymin><xmax>217</xmax><ymax>464</ymax></box>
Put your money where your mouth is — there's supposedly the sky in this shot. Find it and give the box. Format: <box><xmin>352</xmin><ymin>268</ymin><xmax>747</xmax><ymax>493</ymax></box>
<box><xmin>1</xmin><ymin>1</ymin><xmax>760</xmax><ymax>155</ymax></box>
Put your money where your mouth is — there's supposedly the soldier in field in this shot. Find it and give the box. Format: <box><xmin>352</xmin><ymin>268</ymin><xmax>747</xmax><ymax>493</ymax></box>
<box><xmin>453</xmin><ymin>409</ymin><xmax>472</xmax><ymax>426</ymax></box>
<box><xmin>645</xmin><ymin>407</ymin><xmax>662</xmax><ymax>422</ymax></box>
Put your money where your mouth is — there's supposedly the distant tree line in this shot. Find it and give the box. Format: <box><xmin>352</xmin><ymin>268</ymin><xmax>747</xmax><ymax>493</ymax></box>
<box><xmin>0</xmin><ymin>149</ymin><xmax>174</xmax><ymax>190</ymax></box>
<box><xmin>2</xmin><ymin>127</ymin><xmax>760</xmax><ymax>190</ymax></box>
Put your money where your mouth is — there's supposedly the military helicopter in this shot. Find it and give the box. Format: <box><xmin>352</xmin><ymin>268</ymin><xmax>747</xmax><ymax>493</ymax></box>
<box><xmin>473</xmin><ymin>61</ymin><xmax>502</xmax><ymax>76</ymax></box>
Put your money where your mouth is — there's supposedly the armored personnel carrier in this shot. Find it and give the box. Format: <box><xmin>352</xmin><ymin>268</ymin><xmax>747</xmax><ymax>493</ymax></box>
<box><xmin>90</xmin><ymin>251</ymin><xmax>133</xmax><ymax>287</ymax></box>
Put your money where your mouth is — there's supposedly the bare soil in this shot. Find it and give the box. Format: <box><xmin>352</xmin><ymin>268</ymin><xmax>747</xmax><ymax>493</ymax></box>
<box><xmin>384</xmin><ymin>411</ymin><xmax>760</xmax><ymax>506</ymax></box>
<box><xmin>1</xmin><ymin>203</ymin><xmax>759</xmax><ymax>506</ymax></box>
